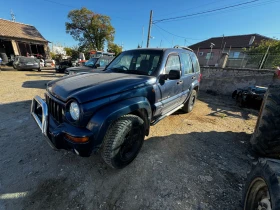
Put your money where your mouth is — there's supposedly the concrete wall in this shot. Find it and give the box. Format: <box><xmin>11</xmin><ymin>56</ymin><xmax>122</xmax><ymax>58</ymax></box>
<box><xmin>200</xmin><ymin>67</ymin><xmax>275</xmax><ymax>95</ymax></box>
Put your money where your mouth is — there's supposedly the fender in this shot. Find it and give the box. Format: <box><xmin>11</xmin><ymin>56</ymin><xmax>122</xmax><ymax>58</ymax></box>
<box><xmin>86</xmin><ymin>97</ymin><xmax>152</xmax><ymax>148</ymax></box>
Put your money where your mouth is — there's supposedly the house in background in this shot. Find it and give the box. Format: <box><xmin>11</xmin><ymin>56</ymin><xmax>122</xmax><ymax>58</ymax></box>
<box><xmin>189</xmin><ymin>34</ymin><xmax>272</xmax><ymax>67</ymax></box>
<box><xmin>0</xmin><ymin>18</ymin><xmax>50</xmax><ymax>59</ymax></box>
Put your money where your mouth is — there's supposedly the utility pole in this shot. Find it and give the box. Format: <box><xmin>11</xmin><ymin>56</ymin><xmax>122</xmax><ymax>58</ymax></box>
<box><xmin>160</xmin><ymin>40</ymin><xmax>162</xmax><ymax>47</ymax></box>
<box><xmin>141</xmin><ymin>26</ymin><xmax>144</xmax><ymax>48</ymax></box>
<box><xmin>146</xmin><ymin>10</ymin><xmax>153</xmax><ymax>48</ymax></box>
<box><xmin>184</xmin><ymin>39</ymin><xmax>187</xmax><ymax>46</ymax></box>
<box><xmin>206</xmin><ymin>42</ymin><xmax>215</xmax><ymax>66</ymax></box>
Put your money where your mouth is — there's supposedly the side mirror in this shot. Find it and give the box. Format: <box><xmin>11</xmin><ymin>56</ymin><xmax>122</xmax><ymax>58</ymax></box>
<box><xmin>168</xmin><ymin>70</ymin><xmax>181</xmax><ymax>80</ymax></box>
<box><xmin>95</xmin><ymin>63</ymin><xmax>100</xmax><ymax>68</ymax></box>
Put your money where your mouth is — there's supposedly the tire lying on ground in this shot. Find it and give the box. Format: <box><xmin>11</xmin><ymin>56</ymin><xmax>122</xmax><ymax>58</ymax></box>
<box><xmin>101</xmin><ymin>114</ymin><xmax>145</xmax><ymax>169</ymax></box>
<box><xmin>250</xmin><ymin>84</ymin><xmax>280</xmax><ymax>158</ymax></box>
<box><xmin>243</xmin><ymin>158</ymin><xmax>280</xmax><ymax>210</ymax></box>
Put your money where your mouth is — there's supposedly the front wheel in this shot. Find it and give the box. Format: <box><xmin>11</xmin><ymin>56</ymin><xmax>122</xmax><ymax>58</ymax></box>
<box><xmin>182</xmin><ymin>89</ymin><xmax>197</xmax><ymax>113</ymax></box>
<box><xmin>101</xmin><ymin>114</ymin><xmax>145</xmax><ymax>169</ymax></box>
<box><xmin>38</xmin><ymin>67</ymin><xmax>41</xmax><ymax>72</ymax></box>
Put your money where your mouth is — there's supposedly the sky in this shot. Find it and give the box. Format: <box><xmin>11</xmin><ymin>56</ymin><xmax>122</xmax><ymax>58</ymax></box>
<box><xmin>0</xmin><ymin>0</ymin><xmax>280</xmax><ymax>50</ymax></box>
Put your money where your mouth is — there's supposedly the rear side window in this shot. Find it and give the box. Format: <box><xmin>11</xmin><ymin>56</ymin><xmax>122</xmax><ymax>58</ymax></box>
<box><xmin>181</xmin><ymin>53</ymin><xmax>193</xmax><ymax>75</ymax></box>
<box><xmin>190</xmin><ymin>53</ymin><xmax>200</xmax><ymax>73</ymax></box>
<box><xmin>165</xmin><ymin>55</ymin><xmax>181</xmax><ymax>74</ymax></box>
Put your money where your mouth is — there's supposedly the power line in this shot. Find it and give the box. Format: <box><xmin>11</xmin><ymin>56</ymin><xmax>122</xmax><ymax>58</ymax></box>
<box><xmin>39</xmin><ymin>0</ymin><xmax>134</xmax><ymax>22</ymax></box>
<box><xmin>153</xmin><ymin>0</ymin><xmax>260</xmax><ymax>23</ymax></box>
<box><xmin>153</xmin><ymin>25</ymin><xmax>172</xmax><ymax>45</ymax></box>
<box><xmin>156</xmin><ymin>0</ymin><xmax>279</xmax><ymax>24</ymax></box>
<box><xmin>154</xmin><ymin>24</ymin><xmax>206</xmax><ymax>40</ymax></box>
<box><xmin>155</xmin><ymin>0</ymin><xmax>225</xmax><ymax>18</ymax></box>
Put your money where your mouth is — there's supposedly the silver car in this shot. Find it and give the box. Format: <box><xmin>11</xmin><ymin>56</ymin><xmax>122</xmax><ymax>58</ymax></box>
<box><xmin>13</xmin><ymin>56</ymin><xmax>41</xmax><ymax>71</ymax></box>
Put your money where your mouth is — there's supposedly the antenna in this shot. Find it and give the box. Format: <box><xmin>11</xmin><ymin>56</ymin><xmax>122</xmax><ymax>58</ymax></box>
<box><xmin>10</xmin><ymin>9</ymin><xmax>16</xmax><ymax>22</ymax></box>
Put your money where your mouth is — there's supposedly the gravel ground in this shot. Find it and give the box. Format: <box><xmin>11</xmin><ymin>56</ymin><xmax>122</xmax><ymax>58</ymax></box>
<box><xmin>0</xmin><ymin>69</ymin><xmax>258</xmax><ymax>210</ymax></box>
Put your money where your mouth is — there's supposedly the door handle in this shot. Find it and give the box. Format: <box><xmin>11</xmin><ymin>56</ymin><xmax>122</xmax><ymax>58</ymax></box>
<box><xmin>177</xmin><ymin>80</ymin><xmax>183</xmax><ymax>85</ymax></box>
<box><xmin>192</xmin><ymin>76</ymin><xmax>196</xmax><ymax>80</ymax></box>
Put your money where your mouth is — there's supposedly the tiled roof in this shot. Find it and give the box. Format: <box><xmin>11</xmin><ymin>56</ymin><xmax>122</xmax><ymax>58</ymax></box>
<box><xmin>189</xmin><ymin>34</ymin><xmax>272</xmax><ymax>50</ymax></box>
<box><xmin>0</xmin><ymin>18</ymin><xmax>47</xmax><ymax>42</ymax></box>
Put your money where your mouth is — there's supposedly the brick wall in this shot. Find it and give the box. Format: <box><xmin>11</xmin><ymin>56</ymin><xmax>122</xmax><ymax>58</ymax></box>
<box><xmin>200</xmin><ymin>67</ymin><xmax>275</xmax><ymax>95</ymax></box>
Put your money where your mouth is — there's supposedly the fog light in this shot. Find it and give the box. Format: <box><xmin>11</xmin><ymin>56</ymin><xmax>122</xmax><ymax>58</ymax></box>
<box><xmin>65</xmin><ymin>134</ymin><xmax>89</xmax><ymax>143</ymax></box>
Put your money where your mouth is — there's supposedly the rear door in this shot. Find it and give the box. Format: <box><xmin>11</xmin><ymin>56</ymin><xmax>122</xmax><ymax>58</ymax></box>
<box><xmin>179</xmin><ymin>52</ymin><xmax>196</xmax><ymax>104</ymax></box>
<box><xmin>158</xmin><ymin>53</ymin><xmax>183</xmax><ymax>114</ymax></box>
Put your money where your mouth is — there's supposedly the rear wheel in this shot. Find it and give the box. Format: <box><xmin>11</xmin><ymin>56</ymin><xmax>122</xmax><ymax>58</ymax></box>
<box><xmin>243</xmin><ymin>158</ymin><xmax>280</xmax><ymax>210</ymax></box>
<box><xmin>182</xmin><ymin>89</ymin><xmax>197</xmax><ymax>113</ymax></box>
<box><xmin>250</xmin><ymin>84</ymin><xmax>280</xmax><ymax>158</ymax></box>
<box><xmin>101</xmin><ymin>115</ymin><xmax>145</xmax><ymax>169</ymax></box>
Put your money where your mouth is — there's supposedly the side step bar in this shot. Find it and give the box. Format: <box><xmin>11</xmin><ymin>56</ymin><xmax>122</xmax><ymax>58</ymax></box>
<box><xmin>151</xmin><ymin>104</ymin><xmax>184</xmax><ymax>126</ymax></box>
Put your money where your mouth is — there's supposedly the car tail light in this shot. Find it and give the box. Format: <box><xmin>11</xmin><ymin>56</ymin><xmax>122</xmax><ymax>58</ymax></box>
<box><xmin>198</xmin><ymin>73</ymin><xmax>202</xmax><ymax>82</ymax></box>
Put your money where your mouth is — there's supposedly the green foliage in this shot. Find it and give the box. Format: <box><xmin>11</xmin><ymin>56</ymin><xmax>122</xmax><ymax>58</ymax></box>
<box><xmin>50</xmin><ymin>52</ymin><xmax>56</xmax><ymax>60</ymax></box>
<box><xmin>107</xmin><ymin>43</ymin><xmax>122</xmax><ymax>55</ymax></box>
<box><xmin>66</xmin><ymin>7</ymin><xmax>115</xmax><ymax>51</ymax></box>
<box><xmin>246</xmin><ymin>39</ymin><xmax>280</xmax><ymax>68</ymax></box>
<box><xmin>64</xmin><ymin>46</ymin><xmax>80</xmax><ymax>59</ymax></box>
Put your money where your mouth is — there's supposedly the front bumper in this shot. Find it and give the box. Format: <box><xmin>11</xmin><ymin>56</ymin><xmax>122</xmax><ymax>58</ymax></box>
<box><xmin>17</xmin><ymin>65</ymin><xmax>39</xmax><ymax>70</ymax></box>
<box><xmin>31</xmin><ymin>96</ymin><xmax>94</xmax><ymax>156</ymax></box>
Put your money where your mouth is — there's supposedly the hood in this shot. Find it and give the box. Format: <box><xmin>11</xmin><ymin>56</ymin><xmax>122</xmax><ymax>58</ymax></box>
<box><xmin>47</xmin><ymin>73</ymin><xmax>155</xmax><ymax>103</ymax></box>
<box><xmin>66</xmin><ymin>66</ymin><xmax>92</xmax><ymax>71</ymax></box>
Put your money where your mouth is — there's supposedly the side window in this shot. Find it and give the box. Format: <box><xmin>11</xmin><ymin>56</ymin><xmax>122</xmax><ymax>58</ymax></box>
<box><xmin>165</xmin><ymin>55</ymin><xmax>180</xmax><ymax>74</ymax></box>
<box><xmin>181</xmin><ymin>53</ymin><xmax>193</xmax><ymax>75</ymax></box>
<box><xmin>99</xmin><ymin>58</ymin><xmax>108</xmax><ymax>67</ymax></box>
<box><xmin>190</xmin><ymin>53</ymin><xmax>200</xmax><ymax>73</ymax></box>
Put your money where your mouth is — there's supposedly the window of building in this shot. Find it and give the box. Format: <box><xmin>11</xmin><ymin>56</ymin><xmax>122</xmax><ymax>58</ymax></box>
<box><xmin>205</xmin><ymin>52</ymin><xmax>214</xmax><ymax>60</ymax></box>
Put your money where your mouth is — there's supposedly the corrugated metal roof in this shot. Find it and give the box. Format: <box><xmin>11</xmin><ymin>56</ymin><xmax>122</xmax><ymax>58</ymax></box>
<box><xmin>0</xmin><ymin>18</ymin><xmax>48</xmax><ymax>42</ymax></box>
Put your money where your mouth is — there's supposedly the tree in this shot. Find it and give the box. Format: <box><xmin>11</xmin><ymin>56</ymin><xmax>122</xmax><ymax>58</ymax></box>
<box><xmin>66</xmin><ymin>7</ymin><xmax>115</xmax><ymax>51</ymax></box>
<box><xmin>245</xmin><ymin>39</ymin><xmax>280</xmax><ymax>68</ymax></box>
<box><xmin>108</xmin><ymin>43</ymin><xmax>122</xmax><ymax>56</ymax></box>
<box><xmin>64</xmin><ymin>46</ymin><xmax>80</xmax><ymax>60</ymax></box>
<box><xmin>137</xmin><ymin>44</ymin><xmax>141</xmax><ymax>48</ymax></box>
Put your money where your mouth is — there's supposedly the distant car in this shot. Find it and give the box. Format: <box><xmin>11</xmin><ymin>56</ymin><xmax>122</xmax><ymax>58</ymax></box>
<box><xmin>65</xmin><ymin>56</ymin><xmax>114</xmax><ymax>75</ymax></box>
<box><xmin>13</xmin><ymin>56</ymin><xmax>41</xmax><ymax>71</ymax></box>
<box><xmin>44</xmin><ymin>59</ymin><xmax>54</xmax><ymax>67</ymax></box>
<box><xmin>55</xmin><ymin>60</ymin><xmax>73</xmax><ymax>73</ymax></box>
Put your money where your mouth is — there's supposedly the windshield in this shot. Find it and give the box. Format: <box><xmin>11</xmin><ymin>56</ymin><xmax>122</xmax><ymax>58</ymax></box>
<box><xmin>106</xmin><ymin>50</ymin><xmax>162</xmax><ymax>75</ymax></box>
<box><xmin>19</xmin><ymin>57</ymin><xmax>38</xmax><ymax>63</ymax></box>
<box><xmin>84</xmin><ymin>58</ymin><xmax>98</xmax><ymax>67</ymax></box>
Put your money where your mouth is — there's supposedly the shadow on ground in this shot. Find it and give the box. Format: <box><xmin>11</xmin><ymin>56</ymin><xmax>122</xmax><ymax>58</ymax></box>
<box><xmin>22</xmin><ymin>80</ymin><xmax>51</xmax><ymax>89</ymax></box>
<box><xmin>198</xmin><ymin>91</ymin><xmax>259</xmax><ymax>120</ymax></box>
<box><xmin>0</xmin><ymin>100</ymin><xmax>252</xmax><ymax>210</ymax></box>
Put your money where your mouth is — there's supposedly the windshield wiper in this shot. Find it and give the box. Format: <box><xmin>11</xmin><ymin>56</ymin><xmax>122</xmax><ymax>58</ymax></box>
<box><xmin>109</xmin><ymin>68</ymin><xmax>126</xmax><ymax>72</ymax></box>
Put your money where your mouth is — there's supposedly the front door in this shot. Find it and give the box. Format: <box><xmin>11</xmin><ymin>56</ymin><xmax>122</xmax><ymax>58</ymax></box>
<box><xmin>157</xmin><ymin>54</ymin><xmax>183</xmax><ymax>115</ymax></box>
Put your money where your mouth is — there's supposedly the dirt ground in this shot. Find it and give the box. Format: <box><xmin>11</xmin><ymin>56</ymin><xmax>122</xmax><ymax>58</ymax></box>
<box><xmin>0</xmin><ymin>69</ymin><xmax>258</xmax><ymax>210</ymax></box>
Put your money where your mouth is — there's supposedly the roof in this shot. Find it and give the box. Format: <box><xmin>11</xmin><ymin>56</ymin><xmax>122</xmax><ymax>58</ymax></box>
<box><xmin>189</xmin><ymin>34</ymin><xmax>272</xmax><ymax>50</ymax></box>
<box><xmin>0</xmin><ymin>18</ymin><xmax>48</xmax><ymax>43</ymax></box>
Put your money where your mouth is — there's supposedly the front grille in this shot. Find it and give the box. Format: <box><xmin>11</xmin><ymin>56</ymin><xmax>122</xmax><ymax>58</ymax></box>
<box><xmin>45</xmin><ymin>94</ymin><xmax>64</xmax><ymax>123</ymax></box>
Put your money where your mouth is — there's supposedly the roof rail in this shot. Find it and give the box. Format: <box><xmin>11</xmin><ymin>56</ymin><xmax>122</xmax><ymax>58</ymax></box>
<box><xmin>173</xmin><ymin>45</ymin><xmax>193</xmax><ymax>52</ymax></box>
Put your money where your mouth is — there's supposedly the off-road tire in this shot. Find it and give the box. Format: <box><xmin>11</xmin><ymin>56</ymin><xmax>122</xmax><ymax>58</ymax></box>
<box><xmin>182</xmin><ymin>89</ymin><xmax>197</xmax><ymax>113</ymax></box>
<box><xmin>101</xmin><ymin>114</ymin><xmax>145</xmax><ymax>169</ymax></box>
<box><xmin>250</xmin><ymin>84</ymin><xmax>280</xmax><ymax>158</ymax></box>
<box><xmin>243</xmin><ymin>158</ymin><xmax>280</xmax><ymax>210</ymax></box>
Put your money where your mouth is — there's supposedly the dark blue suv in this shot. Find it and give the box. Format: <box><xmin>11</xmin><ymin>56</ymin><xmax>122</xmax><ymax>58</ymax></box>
<box><xmin>31</xmin><ymin>46</ymin><xmax>201</xmax><ymax>169</ymax></box>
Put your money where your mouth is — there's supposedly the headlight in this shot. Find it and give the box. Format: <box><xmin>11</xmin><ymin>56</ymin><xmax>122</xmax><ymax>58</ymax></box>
<box><xmin>69</xmin><ymin>102</ymin><xmax>80</xmax><ymax>120</ymax></box>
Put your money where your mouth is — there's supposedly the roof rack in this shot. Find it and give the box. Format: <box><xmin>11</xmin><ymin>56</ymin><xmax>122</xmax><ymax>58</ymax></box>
<box><xmin>173</xmin><ymin>45</ymin><xmax>193</xmax><ymax>52</ymax></box>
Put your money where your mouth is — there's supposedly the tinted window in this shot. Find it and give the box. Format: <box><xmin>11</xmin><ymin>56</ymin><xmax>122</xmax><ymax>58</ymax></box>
<box><xmin>165</xmin><ymin>55</ymin><xmax>180</xmax><ymax>74</ymax></box>
<box><xmin>181</xmin><ymin>53</ymin><xmax>193</xmax><ymax>75</ymax></box>
<box><xmin>99</xmin><ymin>58</ymin><xmax>109</xmax><ymax>67</ymax></box>
<box><xmin>190</xmin><ymin>53</ymin><xmax>200</xmax><ymax>72</ymax></box>
<box><xmin>107</xmin><ymin>50</ymin><xmax>162</xmax><ymax>75</ymax></box>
